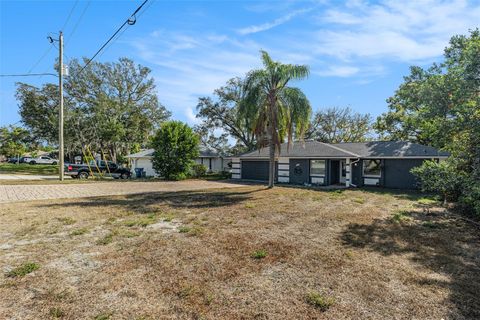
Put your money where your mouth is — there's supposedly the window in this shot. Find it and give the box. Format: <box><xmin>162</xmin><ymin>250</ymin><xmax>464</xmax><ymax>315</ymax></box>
<box><xmin>310</xmin><ymin>160</ymin><xmax>326</xmax><ymax>176</ymax></box>
<box><xmin>363</xmin><ymin>160</ymin><xmax>381</xmax><ymax>177</ymax></box>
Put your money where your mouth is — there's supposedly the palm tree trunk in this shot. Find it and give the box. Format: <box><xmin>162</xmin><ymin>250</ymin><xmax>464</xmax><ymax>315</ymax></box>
<box><xmin>268</xmin><ymin>126</ymin><xmax>275</xmax><ymax>188</ymax></box>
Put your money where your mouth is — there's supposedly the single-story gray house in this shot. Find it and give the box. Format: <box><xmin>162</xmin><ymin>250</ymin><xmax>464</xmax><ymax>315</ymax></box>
<box><xmin>126</xmin><ymin>148</ymin><xmax>229</xmax><ymax>177</ymax></box>
<box><xmin>231</xmin><ymin>141</ymin><xmax>449</xmax><ymax>189</ymax></box>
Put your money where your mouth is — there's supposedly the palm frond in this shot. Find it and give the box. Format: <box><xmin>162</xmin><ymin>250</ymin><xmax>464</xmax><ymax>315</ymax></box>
<box><xmin>279</xmin><ymin>87</ymin><xmax>312</xmax><ymax>149</ymax></box>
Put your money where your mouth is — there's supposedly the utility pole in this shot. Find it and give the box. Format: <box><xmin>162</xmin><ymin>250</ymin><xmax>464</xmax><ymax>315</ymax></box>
<box><xmin>58</xmin><ymin>31</ymin><xmax>64</xmax><ymax>181</ymax></box>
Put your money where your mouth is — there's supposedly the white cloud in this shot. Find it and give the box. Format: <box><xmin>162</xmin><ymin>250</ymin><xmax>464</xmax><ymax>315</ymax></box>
<box><xmin>237</xmin><ymin>7</ymin><xmax>314</xmax><ymax>35</ymax></box>
<box><xmin>316</xmin><ymin>0</ymin><xmax>480</xmax><ymax>61</ymax></box>
<box><xmin>129</xmin><ymin>32</ymin><xmax>262</xmax><ymax>124</ymax></box>
<box><xmin>314</xmin><ymin>65</ymin><xmax>359</xmax><ymax>77</ymax></box>
<box><xmin>126</xmin><ymin>0</ymin><xmax>480</xmax><ymax>125</ymax></box>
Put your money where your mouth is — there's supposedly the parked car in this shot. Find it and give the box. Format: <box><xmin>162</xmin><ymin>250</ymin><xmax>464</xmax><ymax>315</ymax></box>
<box><xmin>24</xmin><ymin>156</ymin><xmax>58</xmax><ymax>165</ymax></box>
<box><xmin>7</xmin><ymin>156</ymin><xmax>29</xmax><ymax>164</ymax></box>
<box><xmin>7</xmin><ymin>157</ymin><xmax>19</xmax><ymax>163</ymax></box>
<box><xmin>64</xmin><ymin>160</ymin><xmax>131</xmax><ymax>179</ymax></box>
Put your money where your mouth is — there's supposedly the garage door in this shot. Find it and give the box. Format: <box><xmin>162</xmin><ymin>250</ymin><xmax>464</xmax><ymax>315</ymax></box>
<box><xmin>241</xmin><ymin>161</ymin><xmax>269</xmax><ymax>181</ymax></box>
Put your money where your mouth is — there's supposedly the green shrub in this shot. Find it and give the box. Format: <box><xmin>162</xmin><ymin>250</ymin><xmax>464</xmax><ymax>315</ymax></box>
<box><xmin>192</xmin><ymin>164</ymin><xmax>207</xmax><ymax>177</ymax></box>
<box><xmin>411</xmin><ymin>160</ymin><xmax>465</xmax><ymax>204</ymax></box>
<box><xmin>6</xmin><ymin>262</ymin><xmax>40</xmax><ymax>277</ymax></box>
<box><xmin>459</xmin><ymin>181</ymin><xmax>480</xmax><ymax>217</ymax></box>
<box><xmin>151</xmin><ymin>121</ymin><xmax>199</xmax><ymax>180</ymax></box>
<box><xmin>306</xmin><ymin>291</ymin><xmax>335</xmax><ymax>311</ymax></box>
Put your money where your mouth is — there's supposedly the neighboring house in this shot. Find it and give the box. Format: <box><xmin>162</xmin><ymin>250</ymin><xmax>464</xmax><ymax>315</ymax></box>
<box><xmin>126</xmin><ymin>148</ymin><xmax>229</xmax><ymax>177</ymax></box>
<box><xmin>231</xmin><ymin>141</ymin><xmax>449</xmax><ymax>189</ymax></box>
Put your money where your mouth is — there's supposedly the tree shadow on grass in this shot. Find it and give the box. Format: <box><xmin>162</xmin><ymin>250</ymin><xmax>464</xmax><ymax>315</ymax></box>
<box><xmin>39</xmin><ymin>189</ymin><xmax>262</xmax><ymax>214</ymax></box>
<box><xmin>340</xmin><ymin>210</ymin><xmax>480</xmax><ymax>319</ymax></box>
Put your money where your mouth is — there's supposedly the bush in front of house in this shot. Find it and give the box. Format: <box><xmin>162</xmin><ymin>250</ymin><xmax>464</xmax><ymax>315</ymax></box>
<box><xmin>192</xmin><ymin>163</ymin><xmax>207</xmax><ymax>177</ymax></box>
<box><xmin>412</xmin><ymin>159</ymin><xmax>480</xmax><ymax>217</ymax></box>
<box><xmin>151</xmin><ymin>121</ymin><xmax>199</xmax><ymax>180</ymax></box>
<box><xmin>411</xmin><ymin>160</ymin><xmax>465</xmax><ymax>205</ymax></box>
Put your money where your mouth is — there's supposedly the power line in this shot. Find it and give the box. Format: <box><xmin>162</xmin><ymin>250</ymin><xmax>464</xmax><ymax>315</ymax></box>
<box><xmin>77</xmin><ymin>0</ymin><xmax>149</xmax><ymax>76</ymax></box>
<box><xmin>96</xmin><ymin>0</ymin><xmax>155</xmax><ymax>61</ymax></box>
<box><xmin>26</xmin><ymin>1</ymin><xmax>78</xmax><ymax>74</ymax></box>
<box><xmin>61</xmin><ymin>0</ymin><xmax>79</xmax><ymax>31</ymax></box>
<box><xmin>97</xmin><ymin>2</ymin><xmax>152</xmax><ymax>59</ymax></box>
<box><xmin>65</xmin><ymin>0</ymin><xmax>91</xmax><ymax>47</ymax></box>
<box><xmin>27</xmin><ymin>45</ymin><xmax>54</xmax><ymax>74</ymax></box>
<box><xmin>0</xmin><ymin>73</ymin><xmax>57</xmax><ymax>77</ymax></box>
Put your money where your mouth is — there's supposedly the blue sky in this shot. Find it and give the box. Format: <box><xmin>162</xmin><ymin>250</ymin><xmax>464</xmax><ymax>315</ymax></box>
<box><xmin>1</xmin><ymin>0</ymin><xmax>479</xmax><ymax>127</ymax></box>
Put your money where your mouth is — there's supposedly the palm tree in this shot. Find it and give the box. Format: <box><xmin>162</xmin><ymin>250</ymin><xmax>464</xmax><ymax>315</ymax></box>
<box><xmin>240</xmin><ymin>51</ymin><xmax>312</xmax><ymax>188</ymax></box>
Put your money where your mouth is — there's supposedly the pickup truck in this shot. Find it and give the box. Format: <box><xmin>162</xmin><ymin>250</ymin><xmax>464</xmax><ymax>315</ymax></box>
<box><xmin>24</xmin><ymin>156</ymin><xmax>58</xmax><ymax>165</ymax></box>
<box><xmin>64</xmin><ymin>160</ymin><xmax>131</xmax><ymax>179</ymax></box>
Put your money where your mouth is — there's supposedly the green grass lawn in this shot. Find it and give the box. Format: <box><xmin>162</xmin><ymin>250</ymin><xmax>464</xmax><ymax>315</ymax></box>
<box><xmin>0</xmin><ymin>163</ymin><xmax>59</xmax><ymax>175</ymax></box>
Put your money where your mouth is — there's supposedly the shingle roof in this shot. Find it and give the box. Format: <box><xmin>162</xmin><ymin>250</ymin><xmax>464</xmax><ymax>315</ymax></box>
<box><xmin>238</xmin><ymin>141</ymin><xmax>449</xmax><ymax>158</ymax></box>
<box><xmin>239</xmin><ymin>141</ymin><xmax>358</xmax><ymax>158</ymax></box>
<box><xmin>126</xmin><ymin>149</ymin><xmax>154</xmax><ymax>158</ymax></box>
<box><xmin>331</xmin><ymin>141</ymin><xmax>450</xmax><ymax>158</ymax></box>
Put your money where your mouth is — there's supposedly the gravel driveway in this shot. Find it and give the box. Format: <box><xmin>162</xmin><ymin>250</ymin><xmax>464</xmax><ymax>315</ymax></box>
<box><xmin>0</xmin><ymin>180</ymin><xmax>247</xmax><ymax>203</ymax></box>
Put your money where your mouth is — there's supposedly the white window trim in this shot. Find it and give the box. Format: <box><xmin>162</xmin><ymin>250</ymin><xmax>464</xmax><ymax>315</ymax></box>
<box><xmin>363</xmin><ymin>159</ymin><xmax>382</xmax><ymax>178</ymax></box>
<box><xmin>310</xmin><ymin>160</ymin><xmax>326</xmax><ymax>176</ymax></box>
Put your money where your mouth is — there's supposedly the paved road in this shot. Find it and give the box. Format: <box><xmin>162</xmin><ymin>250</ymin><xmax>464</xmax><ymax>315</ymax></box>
<box><xmin>0</xmin><ymin>180</ymin><xmax>246</xmax><ymax>203</ymax></box>
<box><xmin>0</xmin><ymin>174</ymin><xmax>58</xmax><ymax>180</ymax></box>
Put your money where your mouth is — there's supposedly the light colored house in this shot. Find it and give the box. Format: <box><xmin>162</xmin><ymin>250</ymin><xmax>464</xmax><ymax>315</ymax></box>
<box><xmin>126</xmin><ymin>148</ymin><xmax>229</xmax><ymax>177</ymax></box>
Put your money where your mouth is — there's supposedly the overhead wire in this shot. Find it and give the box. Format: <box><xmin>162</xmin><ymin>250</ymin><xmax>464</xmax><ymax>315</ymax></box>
<box><xmin>65</xmin><ymin>0</ymin><xmax>91</xmax><ymax>47</ymax></box>
<box><xmin>61</xmin><ymin>0</ymin><xmax>79</xmax><ymax>31</ymax></box>
<box><xmin>11</xmin><ymin>1</ymin><xmax>79</xmax><ymax>80</ymax></box>
<box><xmin>76</xmin><ymin>0</ymin><xmax>149</xmax><ymax>76</ymax></box>
<box><xmin>26</xmin><ymin>1</ymin><xmax>78</xmax><ymax>75</ymax></box>
<box><xmin>95</xmin><ymin>0</ymin><xmax>155</xmax><ymax>63</ymax></box>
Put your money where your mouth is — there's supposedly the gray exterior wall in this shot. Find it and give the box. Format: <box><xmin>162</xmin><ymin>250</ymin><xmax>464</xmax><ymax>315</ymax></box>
<box><xmin>383</xmin><ymin>159</ymin><xmax>424</xmax><ymax>189</ymax></box>
<box><xmin>236</xmin><ymin>157</ymin><xmax>432</xmax><ymax>190</ymax></box>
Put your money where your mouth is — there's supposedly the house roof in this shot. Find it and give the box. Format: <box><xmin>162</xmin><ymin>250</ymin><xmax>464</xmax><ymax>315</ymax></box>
<box><xmin>331</xmin><ymin>141</ymin><xmax>450</xmax><ymax>158</ymax></box>
<box><xmin>126</xmin><ymin>149</ymin><xmax>155</xmax><ymax>158</ymax></box>
<box><xmin>238</xmin><ymin>140</ymin><xmax>450</xmax><ymax>159</ymax></box>
<box><xmin>126</xmin><ymin>148</ymin><xmax>221</xmax><ymax>158</ymax></box>
<box><xmin>239</xmin><ymin>141</ymin><xmax>358</xmax><ymax>158</ymax></box>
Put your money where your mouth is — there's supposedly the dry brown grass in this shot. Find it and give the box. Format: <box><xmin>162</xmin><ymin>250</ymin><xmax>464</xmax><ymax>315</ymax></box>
<box><xmin>0</xmin><ymin>185</ymin><xmax>479</xmax><ymax>319</ymax></box>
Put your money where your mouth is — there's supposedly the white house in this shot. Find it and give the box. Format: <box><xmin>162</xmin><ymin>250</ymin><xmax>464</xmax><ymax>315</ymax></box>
<box><xmin>126</xmin><ymin>148</ymin><xmax>230</xmax><ymax>177</ymax></box>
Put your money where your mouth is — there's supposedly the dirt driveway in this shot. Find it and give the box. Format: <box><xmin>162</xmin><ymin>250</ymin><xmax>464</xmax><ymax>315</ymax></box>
<box><xmin>0</xmin><ymin>180</ymin><xmax>246</xmax><ymax>203</ymax></box>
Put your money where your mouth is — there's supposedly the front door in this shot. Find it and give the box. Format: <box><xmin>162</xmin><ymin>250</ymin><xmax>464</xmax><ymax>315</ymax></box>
<box><xmin>330</xmin><ymin>160</ymin><xmax>340</xmax><ymax>184</ymax></box>
<box><xmin>289</xmin><ymin>159</ymin><xmax>310</xmax><ymax>184</ymax></box>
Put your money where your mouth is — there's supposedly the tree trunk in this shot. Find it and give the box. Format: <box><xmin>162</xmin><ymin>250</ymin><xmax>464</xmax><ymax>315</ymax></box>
<box><xmin>268</xmin><ymin>127</ymin><xmax>275</xmax><ymax>189</ymax></box>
